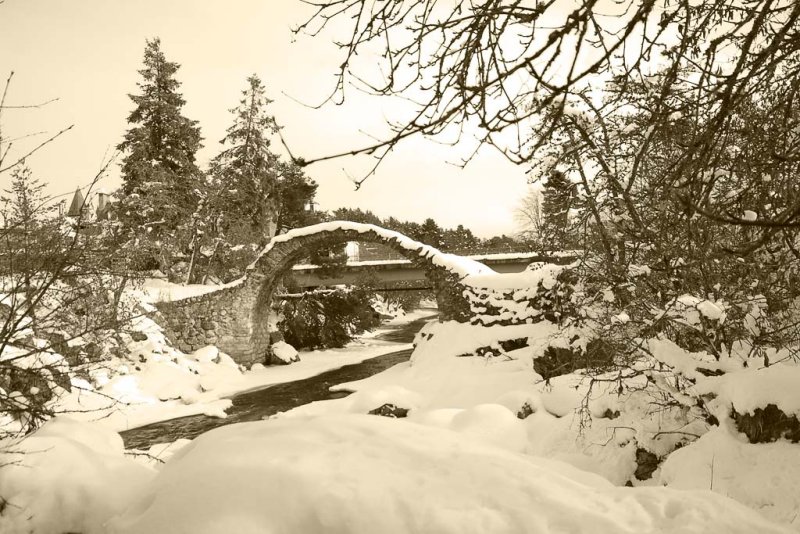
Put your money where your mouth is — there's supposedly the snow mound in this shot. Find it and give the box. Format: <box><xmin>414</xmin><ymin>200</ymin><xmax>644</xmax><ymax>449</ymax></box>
<box><xmin>109</xmin><ymin>415</ymin><xmax>788</xmax><ymax>534</ymax></box>
<box><xmin>411</xmin><ymin>320</ymin><xmax>558</xmax><ymax>364</ymax></box>
<box><xmin>0</xmin><ymin>417</ymin><xmax>154</xmax><ymax>534</ymax></box>
<box><xmin>449</xmin><ymin>403</ymin><xmax>527</xmax><ymax>452</ymax></box>
<box><xmin>661</xmin><ymin>425</ymin><xmax>800</xmax><ymax>529</ymax></box>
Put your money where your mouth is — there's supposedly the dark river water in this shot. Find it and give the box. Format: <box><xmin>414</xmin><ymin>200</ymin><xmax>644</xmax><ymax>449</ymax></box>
<box><xmin>120</xmin><ymin>312</ymin><xmax>436</xmax><ymax>450</ymax></box>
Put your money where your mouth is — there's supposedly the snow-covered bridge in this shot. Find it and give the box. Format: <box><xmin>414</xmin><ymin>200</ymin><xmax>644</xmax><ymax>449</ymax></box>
<box><xmin>154</xmin><ymin>222</ymin><xmax>499</xmax><ymax>365</ymax></box>
<box><xmin>289</xmin><ymin>251</ymin><xmax>569</xmax><ymax>292</ymax></box>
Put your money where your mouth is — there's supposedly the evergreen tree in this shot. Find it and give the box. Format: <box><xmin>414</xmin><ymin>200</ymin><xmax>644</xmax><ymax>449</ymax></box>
<box><xmin>211</xmin><ymin>74</ymin><xmax>281</xmax><ymax>237</ymax></box>
<box><xmin>419</xmin><ymin>218</ymin><xmax>443</xmax><ymax>248</ymax></box>
<box><xmin>115</xmin><ymin>38</ymin><xmax>203</xmax><ymax>277</ymax></box>
<box><xmin>443</xmin><ymin>224</ymin><xmax>479</xmax><ymax>252</ymax></box>
<box><xmin>201</xmin><ymin>75</ymin><xmax>320</xmax><ymax>281</ymax></box>
<box><xmin>4</xmin><ymin>165</ymin><xmax>56</xmax><ymax>228</ymax></box>
<box><xmin>273</xmin><ymin>161</ymin><xmax>320</xmax><ymax>234</ymax></box>
<box><xmin>331</xmin><ymin>207</ymin><xmax>381</xmax><ymax>226</ymax></box>
<box><xmin>1</xmin><ymin>165</ymin><xmax>61</xmax><ymax>328</ymax></box>
<box><xmin>541</xmin><ymin>171</ymin><xmax>574</xmax><ymax>249</ymax></box>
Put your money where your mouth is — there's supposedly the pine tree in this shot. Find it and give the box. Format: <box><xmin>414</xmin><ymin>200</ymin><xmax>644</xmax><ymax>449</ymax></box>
<box><xmin>541</xmin><ymin>171</ymin><xmax>574</xmax><ymax>249</ymax></box>
<box><xmin>115</xmin><ymin>38</ymin><xmax>203</xmax><ymax>276</ymax></box>
<box><xmin>211</xmin><ymin>74</ymin><xmax>281</xmax><ymax>238</ymax></box>
<box><xmin>419</xmin><ymin>218</ymin><xmax>443</xmax><ymax>248</ymax></box>
<box><xmin>1</xmin><ymin>165</ymin><xmax>60</xmax><ymax>328</ymax></box>
<box><xmin>203</xmin><ymin>75</ymin><xmax>320</xmax><ymax>281</ymax></box>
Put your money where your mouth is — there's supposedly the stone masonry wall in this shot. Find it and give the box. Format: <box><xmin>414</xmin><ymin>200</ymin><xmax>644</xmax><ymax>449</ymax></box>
<box><xmin>154</xmin><ymin>282</ymin><xmax>263</xmax><ymax>367</ymax></box>
<box><xmin>154</xmin><ymin>225</ymin><xmax>487</xmax><ymax>366</ymax></box>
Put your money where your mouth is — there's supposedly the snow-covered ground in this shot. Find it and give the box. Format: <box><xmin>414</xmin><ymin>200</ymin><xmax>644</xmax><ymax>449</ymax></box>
<box><xmin>1</xmin><ymin>277</ymin><xmax>798</xmax><ymax>532</ymax></box>
<box><xmin>0</xmin><ymin>412</ymin><xmax>790</xmax><ymax>534</ymax></box>
<box><xmin>276</xmin><ymin>320</ymin><xmax>800</xmax><ymax>531</ymax></box>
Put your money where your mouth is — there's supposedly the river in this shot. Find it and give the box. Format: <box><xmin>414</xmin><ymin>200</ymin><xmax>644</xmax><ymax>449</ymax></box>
<box><xmin>120</xmin><ymin>312</ymin><xmax>436</xmax><ymax>450</ymax></box>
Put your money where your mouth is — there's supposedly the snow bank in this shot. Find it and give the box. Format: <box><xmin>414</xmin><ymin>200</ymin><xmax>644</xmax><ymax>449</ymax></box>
<box><xmin>283</xmin><ymin>321</ymin><xmax>707</xmax><ymax>485</ymax></box>
<box><xmin>661</xmin><ymin>425</ymin><xmax>800</xmax><ymax>529</ymax></box>
<box><xmin>0</xmin><ymin>417</ymin><xmax>154</xmax><ymax>534</ymax></box>
<box><xmin>110</xmin><ymin>415</ymin><xmax>788</xmax><ymax>534</ymax></box>
<box><xmin>44</xmin><ymin>310</ymin><xmax>416</xmax><ymax>432</ymax></box>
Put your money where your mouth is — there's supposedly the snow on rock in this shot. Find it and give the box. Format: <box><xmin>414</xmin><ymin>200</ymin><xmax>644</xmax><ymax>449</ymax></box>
<box><xmin>268</xmin><ymin>341</ymin><xmax>299</xmax><ymax>364</ymax></box>
<box><xmin>109</xmin><ymin>415</ymin><xmax>788</xmax><ymax>534</ymax></box>
<box><xmin>345</xmin><ymin>384</ymin><xmax>424</xmax><ymax>414</ymax></box>
<box><xmin>0</xmin><ymin>417</ymin><xmax>154</xmax><ymax>534</ymax></box>
<box><xmin>191</xmin><ymin>345</ymin><xmax>221</xmax><ymax>364</ymax></box>
<box><xmin>697</xmin><ymin>362</ymin><xmax>800</xmax><ymax>418</ymax></box>
<box><xmin>660</xmin><ymin>425</ymin><xmax>800</xmax><ymax>529</ymax></box>
<box><xmin>49</xmin><ymin>313</ymin><xmax>246</xmax><ymax>430</ymax></box>
<box><xmin>649</xmin><ymin>337</ymin><xmax>800</xmax><ymax>418</ymax></box>
<box><xmin>647</xmin><ymin>337</ymin><xmax>722</xmax><ymax>381</ymax></box>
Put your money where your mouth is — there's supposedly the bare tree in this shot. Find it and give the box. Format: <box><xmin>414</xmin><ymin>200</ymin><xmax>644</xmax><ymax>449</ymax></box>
<box><xmin>0</xmin><ymin>74</ymin><xmax>142</xmax><ymax>437</ymax></box>
<box><xmin>0</xmin><ymin>72</ymin><xmax>73</xmax><ymax>175</ymax></box>
<box><xmin>514</xmin><ymin>188</ymin><xmax>543</xmax><ymax>246</ymax></box>
<box><xmin>293</xmin><ymin>1</ymin><xmax>800</xmax><ymax>440</ymax></box>
<box><xmin>293</xmin><ymin>0</ymin><xmax>800</xmax><ymax>215</ymax></box>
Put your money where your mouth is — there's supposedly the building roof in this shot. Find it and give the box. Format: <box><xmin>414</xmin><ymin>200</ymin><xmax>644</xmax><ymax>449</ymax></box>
<box><xmin>66</xmin><ymin>188</ymin><xmax>85</xmax><ymax>217</ymax></box>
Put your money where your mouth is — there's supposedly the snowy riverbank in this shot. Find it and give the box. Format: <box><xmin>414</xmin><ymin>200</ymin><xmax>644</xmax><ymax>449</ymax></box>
<box><xmin>46</xmin><ymin>308</ymin><xmax>432</xmax><ymax>434</ymax></box>
<box><xmin>1</xmin><ymin>279</ymin><xmax>798</xmax><ymax>532</ymax></box>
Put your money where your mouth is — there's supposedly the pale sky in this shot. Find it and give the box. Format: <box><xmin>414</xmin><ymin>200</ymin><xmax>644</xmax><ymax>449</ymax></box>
<box><xmin>0</xmin><ymin>0</ymin><xmax>531</xmax><ymax>237</ymax></box>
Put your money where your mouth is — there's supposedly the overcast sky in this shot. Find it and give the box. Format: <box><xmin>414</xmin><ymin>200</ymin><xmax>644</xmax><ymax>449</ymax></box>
<box><xmin>0</xmin><ymin>0</ymin><xmax>532</xmax><ymax>237</ymax></box>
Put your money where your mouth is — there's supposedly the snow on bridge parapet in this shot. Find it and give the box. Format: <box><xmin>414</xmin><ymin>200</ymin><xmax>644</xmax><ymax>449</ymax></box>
<box><xmin>246</xmin><ymin>221</ymin><xmax>495</xmax><ymax>278</ymax></box>
<box><xmin>154</xmin><ymin>221</ymin><xmax>494</xmax><ymax>365</ymax></box>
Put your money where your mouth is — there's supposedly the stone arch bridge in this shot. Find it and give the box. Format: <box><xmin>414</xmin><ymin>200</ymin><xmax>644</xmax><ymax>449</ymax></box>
<box><xmin>154</xmin><ymin>222</ymin><xmax>494</xmax><ymax>366</ymax></box>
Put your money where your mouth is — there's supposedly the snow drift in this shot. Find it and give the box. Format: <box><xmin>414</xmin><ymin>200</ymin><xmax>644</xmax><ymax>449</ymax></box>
<box><xmin>110</xmin><ymin>415</ymin><xmax>788</xmax><ymax>534</ymax></box>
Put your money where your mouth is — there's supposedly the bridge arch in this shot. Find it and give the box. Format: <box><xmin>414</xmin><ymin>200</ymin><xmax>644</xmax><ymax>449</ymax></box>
<box><xmin>155</xmin><ymin>222</ymin><xmax>491</xmax><ymax>365</ymax></box>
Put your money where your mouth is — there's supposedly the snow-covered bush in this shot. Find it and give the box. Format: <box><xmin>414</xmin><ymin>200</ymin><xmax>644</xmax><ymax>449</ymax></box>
<box><xmin>0</xmin><ymin>169</ymin><xmax>145</xmax><ymax>437</ymax></box>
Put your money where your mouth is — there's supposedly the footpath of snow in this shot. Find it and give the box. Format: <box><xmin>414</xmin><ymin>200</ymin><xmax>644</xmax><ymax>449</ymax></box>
<box><xmin>2</xmin><ymin>314</ymin><xmax>798</xmax><ymax>533</ymax></box>
<box><xmin>110</xmin><ymin>414</ymin><xmax>789</xmax><ymax>534</ymax></box>
<box><xmin>1</xmin><ymin>414</ymin><xmax>788</xmax><ymax>534</ymax></box>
